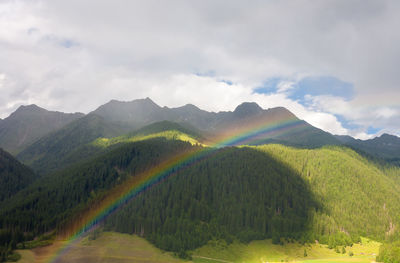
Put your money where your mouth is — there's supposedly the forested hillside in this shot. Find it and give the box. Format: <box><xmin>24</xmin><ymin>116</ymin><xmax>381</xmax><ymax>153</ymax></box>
<box><xmin>16</xmin><ymin>114</ymin><xmax>131</xmax><ymax>175</ymax></box>
<box><xmin>131</xmin><ymin>120</ymin><xmax>203</xmax><ymax>140</ymax></box>
<box><xmin>1</xmin><ymin>99</ymin><xmax>398</xmax><ymax>177</ymax></box>
<box><xmin>17</xmin><ymin>120</ymin><xmax>203</xmax><ymax>175</ymax></box>
<box><xmin>91</xmin><ymin>99</ymin><xmax>340</xmax><ymax>148</ymax></box>
<box><xmin>255</xmin><ymin>145</ymin><xmax>400</xmax><ymax>241</ymax></box>
<box><xmin>104</xmin><ymin>146</ymin><xmax>318</xmax><ymax>253</ymax></box>
<box><xmin>102</xmin><ymin>143</ymin><xmax>400</xmax><ymax>255</ymax></box>
<box><xmin>92</xmin><ymin>121</ymin><xmax>204</xmax><ymax>148</ymax></box>
<box><xmin>1</xmin><ymin>132</ymin><xmax>400</xmax><ymax>260</ymax></box>
<box><xmin>0</xmin><ymin>138</ymin><xmax>320</xmax><ymax>259</ymax></box>
<box><xmin>377</xmin><ymin>241</ymin><xmax>400</xmax><ymax>263</ymax></box>
<box><xmin>0</xmin><ymin>148</ymin><xmax>37</xmax><ymax>261</ymax></box>
<box><xmin>0</xmin><ymin>148</ymin><xmax>36</xmax><ymax>202</ymax></box>
<box><xmin>0</xmin><ymin>139</ymin><xmax>197</xmax><ymax>234</ymax></box>
<box><xmin>336</xmin><ymin>134</ymin><xmax>400</xmax><ymax>166</ymax></box>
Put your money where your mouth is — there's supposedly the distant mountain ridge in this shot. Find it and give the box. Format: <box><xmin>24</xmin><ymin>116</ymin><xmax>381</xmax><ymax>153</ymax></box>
<box><xmin>90</xmin><ymin>97</ymin><xmax>218</xmax><ymax>131</ymax></box>
<box><xmin>336</xmin><ymin>133</ymin><xmax>400</xmax><ymax>165</ymax></box>
<box><xmin>90</xmin><ymin>99</ymin><xmax>297</xmax><ymax>131</ymax></box>
<box><xmin>1</xmin><ymin>98</ymin><xmax>398</xmax><ymax>173</ymax></box>
<box><xmin>91</xmin><ymin>98</ymin><xmax>338</xmax><ymax>147</ymax></box>
<box><xmin>0</xmin><ymin>104</ymin><xmax>84</xmax><ymax>154</ymax></box>
<box><xmin>18</xmin><ymin>120</ymin><xmax>203</xmax><ymax>175</ymax></box>
<box><xmin>14</xmin><ymin>98</ymin><xmax>342</xmax><ymax>174</ymax></box>
<box><xmin>2</xmin><ymin>99</ymin><xmax>400</xmax><ymax>260</ymax></box>
<box><xmin>16</xmin><ymin>113</ymin><xmax>132</xmax><ymax>175</ymax></box>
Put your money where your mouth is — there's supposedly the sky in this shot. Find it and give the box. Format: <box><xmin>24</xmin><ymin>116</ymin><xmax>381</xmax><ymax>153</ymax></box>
<box><xmin>0</xmin><ymin>0</ymin><xmax>399</xmax><ymax>139</ymax></box>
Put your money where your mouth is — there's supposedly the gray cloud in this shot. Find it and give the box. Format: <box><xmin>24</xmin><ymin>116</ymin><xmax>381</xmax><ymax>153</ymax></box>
<box><xmin>0</xmin><ymin>0</ymin><xmax>399</xmax><ymax>138</ymax></box>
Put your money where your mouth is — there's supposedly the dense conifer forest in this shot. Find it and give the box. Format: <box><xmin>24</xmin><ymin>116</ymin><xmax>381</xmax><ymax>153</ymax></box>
<box><xmin>1</xmin><ymin>121</ymin><xmax>400</xmax><ymax>262</ymax></box>
<box><xmin>0</xmin><ymin>139</ymin><xmax>196</xmax><ymax>234</ymax></box>
<box><xmin>377</xmin><ymin>241</ymin><xmax>400</xmax><ymax>263</ymax></box>
<box><xmin>0</xmin><ymin>148</ymin><xmax>36</xmax><ymax>202</ymax></box>
<box><xmin>0</xmin><ymin>148</ymin><xmax>36</xmax><ymax>261</ymax></box>
<box><xmin>104</xmin><ymin>146</ymin><xmax>319</xmax><ymax>254</ymax></box>
<box><xmin>1</xmin><ymin>132</ymin><xmax>400</xmax><ymax>261</ymax></box>
<box><xmin>1</xmin><ymin>0</ymin><xmax>399</xmax><ymax>259</ymax></box>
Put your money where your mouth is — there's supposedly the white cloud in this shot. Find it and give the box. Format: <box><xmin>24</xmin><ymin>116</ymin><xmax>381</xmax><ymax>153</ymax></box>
<box><xmin>136</xmin><ymin>74</ymin><xmax>350</xmax><ymax>136</ymax></box>
<box><xmin>276</xmin><ymin>81</ymin><xmax>295</xmax><ymax>93</ymax></box>
<box><xmin>0</xmin><ymin>0</ymin><xmax>399</xmax><ymax>139</ymax></box>
<box><xmin>375</xmin><ymin>107</ymin><xmax>398</xmax><ymax>119</ymax></box>
<box><xmin>353</xmin><ymin>132</ymin><xmax>374</xmax><ymax>140</ymax></box>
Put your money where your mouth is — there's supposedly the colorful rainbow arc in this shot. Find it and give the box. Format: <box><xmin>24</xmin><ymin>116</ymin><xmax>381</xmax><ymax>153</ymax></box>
<box><xmin>43</xmin><ymin>116</ymin><xmax>304</xmax><ymax>263</ymax></box>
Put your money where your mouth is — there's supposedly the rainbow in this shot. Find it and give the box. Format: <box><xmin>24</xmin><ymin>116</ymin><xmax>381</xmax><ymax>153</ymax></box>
<box><xmin>42</xmin><ymin>116</ymin><xmax>305</xmax><ymax>263</ymax></box>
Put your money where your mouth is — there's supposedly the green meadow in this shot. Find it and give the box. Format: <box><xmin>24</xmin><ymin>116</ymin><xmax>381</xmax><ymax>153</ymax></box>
<box><xmin>19</xmin><ymin>232</ymin><xmax>184</xmax><ymax>263</ymax></box>
<box><xmin>192</xmin><ymin>237</ymin><xmax>380</xmax><ymax>263</ymax></box>
<box><xmin>16</xmin><ymin>232</ymin><xmax>380</xmax><ymax>263</ymax></box>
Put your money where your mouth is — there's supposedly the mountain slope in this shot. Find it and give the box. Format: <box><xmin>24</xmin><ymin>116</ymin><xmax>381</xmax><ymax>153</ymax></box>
<box><xmin>168</xmin><ymin>103</ymin><xmax>217</xmax><ymax>129</ymax></box>
<box><xmin>204</xmin><ymin>103</ymin><xmax>340</xmax><ymax>148</ymax></box>
<box><xmin>3</xmin><ymin>137</ymin><xmax>400</xmax><ymax>255</ymax></box>
<box><xmin>104</xmin><ymin>144</ymin><xmax>400</xmax><ymax>253</ymax></box>
<box><xmin>336</xmin><ymin>134</ymin><xmax>400</xmax><ymax>165</ymax></box>
<box><xmin>91</xmin><ymin>98</ymin><xmax>169</xmax><ymax>129</ymax></box>
<box><xmin>92</xmin><ymin>121</ymin><xmax>204</xmax><ymax>149</ymax></box>
<box><xmin>1</xmin><ymin>138</ymin><xmax>320</xmax><ymax>257</ymax></box>
<box><xmin>11</xmin><ymin>98</ymin><xmax>399</xmax><ymax>175</ymax></box>
<box><xmin>131</xmin><ymin>120</ymin><xmax>203</xmax><ymax>139</ymax></box>
<box><xmin>255</xmin><ymin>144</ymin><xmax>400</xmax><ymax>241</ymax></box>
<box><xmin>16</xmin><ymin>99</ymin><xmax>340</xmax><ymax>176</ymax></box>
<box><xmin>105</xmin><ymin>144</ymin><xmax>318</xmax><ymax>251</ymax></box>
<box><xmin>4</xmin><ymin>99</ymin><xmax>400</xmax><ymax>162</ymax></box>
<box><xmin>17</xmin><ymin>120</ymin><xmax>203</xmax><ymax>175</ymax></box>
<box><xmin>16</xmin><ymin>114</ymin><xmax>130</xmax><ymax>175</ymax></box>
<box><xmin>91</xmin><ymin>98</ymin><xmax>217</xmax><ymax>131</ymax></box>
<box><xmin>0</xmin><ymin>148</ymin><xmax>36</xmax><ymax>202</ymax></box>
<box><xmin>0</xmin><ymin>105</ymin><xmax>84</xmax><ymax>154</ymax></box>
<box><xmin>1</xmin><ymin>139</ymin><xmax>198</xmax><ymax>234</ymax></box>
<box><xmin>92</xmin><ymin>99</ymin><xmax>340</xmax><ymax>148</ymax></box>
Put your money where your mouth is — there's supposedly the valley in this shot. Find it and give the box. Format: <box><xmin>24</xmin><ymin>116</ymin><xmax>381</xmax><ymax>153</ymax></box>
<box><xmin>0</xmin><ymin>99</ymin><xmax>399</xmax><ymax>263</ymax></box>
<box><xmin>2</xmin><ymin>1</ymin><xmax>400</xmax><ymax>262</ymax></box>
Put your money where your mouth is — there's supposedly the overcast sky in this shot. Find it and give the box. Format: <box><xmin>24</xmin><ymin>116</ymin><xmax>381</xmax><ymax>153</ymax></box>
<box><xmin>0</xmin><ymin>0</ymin><xmax>399</xmax><ymax>139</ymax></box>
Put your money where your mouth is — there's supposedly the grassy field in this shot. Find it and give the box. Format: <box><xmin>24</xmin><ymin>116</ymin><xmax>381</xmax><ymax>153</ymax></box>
<box><xmin>14</xmin><ymin>250</ymin><xmax>35</xmax><ymax>263</ymax></box>
<box><xmin>18</xmin><ymin>232</ymin><xmax>184</xmax><ymax>263</ymax></box>
<box><xmin>16</xmin><ymin>232</ymin><xmax>380</xmax><ymax>263</ymax></box>
<box><xmin>192</xmin><ymin>237</ymin><xmax>380</xmax><ymax>263</ymax></box>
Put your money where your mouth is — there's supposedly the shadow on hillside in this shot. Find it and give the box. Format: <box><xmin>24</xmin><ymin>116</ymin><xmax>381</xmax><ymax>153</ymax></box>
<box><xmin>105</xmin><ymin>145</ymin><xmax>321</xmax><ymax>251</ymax></box>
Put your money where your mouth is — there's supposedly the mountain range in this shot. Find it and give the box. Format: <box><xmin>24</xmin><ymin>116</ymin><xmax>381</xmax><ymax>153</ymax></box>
<box><xmin>0</xmin><ymin>98</ymin><xmax>398</xmax><ymax>173</ymax></box>
<box><xmin>1</xmin><ymin>97</ymin><xmax>400</xmax><ymax>262</ymax></box>
<box><xmin>336</xmin><ymin>134</ymin><xmax>400</xmax><ymax>165</ymax></box>
<box><xmin>1</xmin><ymin>131</ymin><xmax>400</xmax><ymax>261</ymax></box>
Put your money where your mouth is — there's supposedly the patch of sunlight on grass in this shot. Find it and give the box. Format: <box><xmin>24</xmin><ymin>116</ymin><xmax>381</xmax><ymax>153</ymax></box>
<box><xmin>18</xmin><ymin>232</ymin><xmax>185</xmax><ymax>263</ymax></box>
<box><xmin>92</xmin><ymin>130</ymin><xmax>204</xmax><ymax>148</ymax></box>
<box><xmin>18</xmin><ymin>233</ymin><xmax>381</xmax><ymax>263</ymax></box>
<box><xmin>193</xmin><ymin>238</ymin><xmax>380</xmax><ymax>263</ymax></box>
